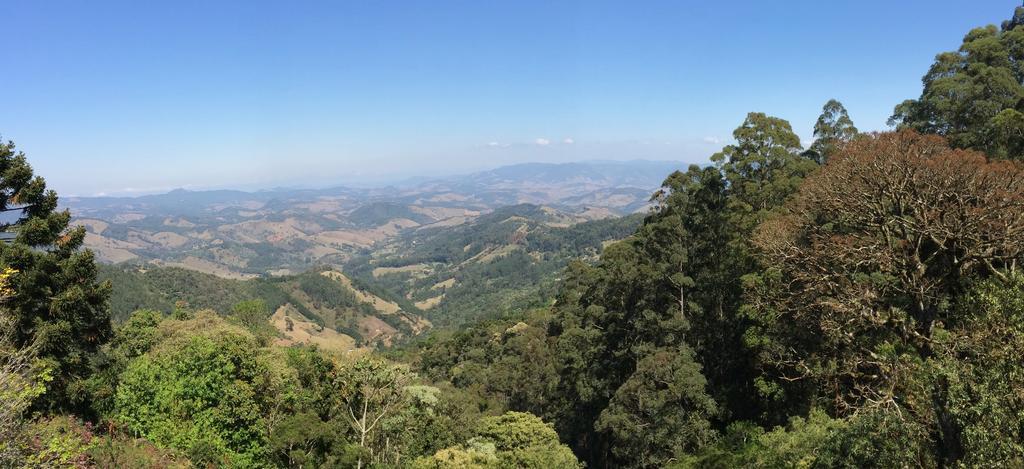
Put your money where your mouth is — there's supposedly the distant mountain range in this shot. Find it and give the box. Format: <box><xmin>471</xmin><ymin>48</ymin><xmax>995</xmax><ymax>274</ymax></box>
<box><xmin>66</xmin><ymin>160</ymin><xmax>683</xmax><ymax>277</ymax></box>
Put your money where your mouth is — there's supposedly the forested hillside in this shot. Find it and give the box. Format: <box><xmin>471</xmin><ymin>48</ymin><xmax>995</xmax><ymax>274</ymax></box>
<box><xmin>345</xmin><ymin>205</ymin><xmax>644</xmax><ymax>327</ymax></box>
<box><xmin>4</xmin><ymin>6</ymin><xmax>1024</xmax><ymax>468</ymax></box>
<box><xmin>99</xmin><ymin>264</ymin><xmax>425</xmax><ymax>347</ymax></box>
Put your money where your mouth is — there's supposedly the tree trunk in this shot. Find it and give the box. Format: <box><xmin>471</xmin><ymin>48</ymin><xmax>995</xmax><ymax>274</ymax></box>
<box><xmin>932</xmin><ymin>376</ymin><xmax>964</xmax><ymax>467</ymax></box>
<box><xmin>679</xmin><ymin>285</ymin><xmax>686</xmax><ymax>322</ymax></box>
<box><xmin>358</xmin><ymin>399</ymin><xmax>369</xmax><ymax>469</ymax></box>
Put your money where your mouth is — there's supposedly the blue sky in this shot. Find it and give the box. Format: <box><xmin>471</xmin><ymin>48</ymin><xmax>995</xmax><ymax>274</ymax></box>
<box><xmin>1</xmin><ymin>1</ymin><xmax>1020</xmax><ymax>196</ymax></box>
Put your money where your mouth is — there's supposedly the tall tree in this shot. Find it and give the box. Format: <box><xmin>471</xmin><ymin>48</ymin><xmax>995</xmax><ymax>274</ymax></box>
<box><xmin>808</xmin><ymin>99</ymin><xmax>859</xmax><ymax>163</ymax></box>
<box><xmin>547</xmin><ymin>113</ymin><xmax>817</xmax><ymax>465</ymax></box>
<box><xmin>745</xmin><ymin>130</ymin><xmax>1024</xmax><ymax>465</ymax></box>
<box><xmin>639</xmin><ymin>167</ymin><xmax>757</xmax><ymax>423</ymax></box>
<box><xmin>0</xmin><ymin>139</ymin><xmax>111</xmax><ymax>411</ymax></box>
<box><xmin>711</xmin><ymin>112</ymin><xmax>817</xmax><ymax>235</ymax></box>
<box><xmin>550</xmin><ymin>239</ymin><xmax>708</xmax><ymax>466</ymax></box>
<box><xmin>337</xmin><ymin>357</ymin><xmax>412</xmax><ymax>469</ymax></box>
<box><xmin>890</xmin><ymin>8</ymin><xmax>1024</xmax><ymax>159</ymax></box>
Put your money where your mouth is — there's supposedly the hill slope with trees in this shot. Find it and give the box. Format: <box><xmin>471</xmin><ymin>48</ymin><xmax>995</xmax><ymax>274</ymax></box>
<box><xmin>345</xmin><ymin>205</ymin><xmax>644</xmax><ymax>327</ymax></box>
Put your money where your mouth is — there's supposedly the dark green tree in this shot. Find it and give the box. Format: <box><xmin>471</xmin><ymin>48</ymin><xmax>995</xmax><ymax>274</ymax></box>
<box><xmin>595</xmin><ymin>349</ymin><xmax>718</xmax><ymax>468</ymax></box>
<box><xmin>114</xmin><ymin>313</ymin><xmax>287</xmax><ymax>466</ymax></box>
<box><xmin>807</xmin><ymin>99</ymin><xmax>858</xmax><ymax>163</ymax></box>
<box><xmin>643</xmin><ymin>166</ymin><xmax>756</xmax><ymax>413</ymax></box>
<box><xmin>0</xmin><ymin>138</ymin><xmax>111</xmax><ymax>411</ymax></box>
<box><xmin>890</xmin><ymin>8</ymin><xmax>1024</xmax><ymax>159</ymax></box>
<box><xmin>546</xmin><ymin>113</ymin><xmax>816</xmax><ymax>465</ymax></box>
<box><xmin>710</xmin><ymin>112</ymin><xmax>818</xmax><ymax>245</ymax></box>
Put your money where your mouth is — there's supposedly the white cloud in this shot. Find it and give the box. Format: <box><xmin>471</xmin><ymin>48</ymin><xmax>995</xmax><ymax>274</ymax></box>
<box><xmin>702</xmin><ymin>136</ymin><xmax>722</xmax><ymax>145</ymax></box>
<box><xmin>535</xmin><ymin>138</ymin><xmax>550</xmax><ymax>146</ymax></box>
<box><xmin>487</xmin><ymin>141</ymin><xmax>500</xmax><ymax>147</ymax></box>
<box><xmin>563</xmin><ymin>137</ymin><xmax>575</xmax><ymax>144</ymax></box>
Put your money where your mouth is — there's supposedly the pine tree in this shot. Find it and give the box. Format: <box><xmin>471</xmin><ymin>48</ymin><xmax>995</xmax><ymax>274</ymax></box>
<box><xmin>0</xmin><ymin>138</ymin><xmax>111</xmax><ymax>412</ymax></box>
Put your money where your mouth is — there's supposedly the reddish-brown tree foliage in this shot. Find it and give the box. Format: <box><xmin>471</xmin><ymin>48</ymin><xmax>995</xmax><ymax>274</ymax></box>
<box><xmin>749</xmin><ymin>129</ymin><xmax>1024</xmax><ymax>415</ymax></box>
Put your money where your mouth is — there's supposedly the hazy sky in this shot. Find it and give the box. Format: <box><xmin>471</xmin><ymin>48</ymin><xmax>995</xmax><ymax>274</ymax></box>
<box><xmin>1</xmin><ymin>1</ymin><xmax>1019</xmax><ymax>196</ymax></box>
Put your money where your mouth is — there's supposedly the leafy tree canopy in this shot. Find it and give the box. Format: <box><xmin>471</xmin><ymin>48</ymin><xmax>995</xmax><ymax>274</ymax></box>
<box><xmin>891</xmin><ymin>8</ymin><xmax>1024</xmax><ymax>159</ymax></box>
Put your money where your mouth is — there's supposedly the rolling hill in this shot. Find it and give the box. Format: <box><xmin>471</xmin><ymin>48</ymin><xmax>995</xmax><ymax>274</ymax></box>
<box><xmin>68</xmin><ymin>160</ymin><xmax>678</xmax><ymax>279</ymax></box>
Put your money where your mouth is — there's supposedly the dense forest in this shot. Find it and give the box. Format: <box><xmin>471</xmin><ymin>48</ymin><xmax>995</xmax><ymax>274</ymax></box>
<box><xmin>4</xmin><ymin>7</ymin><xmax>1024</xmax><ymax>468</ymax></box>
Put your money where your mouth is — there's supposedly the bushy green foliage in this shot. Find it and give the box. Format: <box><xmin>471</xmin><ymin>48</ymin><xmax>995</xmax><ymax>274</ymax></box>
<box><xmin>113</xmin><ymin>313</ymin><xmax>286</xmax><ymax>466</ymax></box>
<box><xmin>676</xmin><ymin>409</ymin><xmax>933</xmax><ymax>469</ymax></box>
<box><xmin>84</xmin><ymin>309</ymin><xmax>163</xmax><ymax>417</ymax></box>
<box><xmin>415</xmin><ymin>412</ymin><xmax>580</xmax><ymax>469</ymax></box>
<box><xmin>475</xmin><ymin>412</ymin><xmax>580</xmax><ymax>468</ymax></box>
<box><xmin>415</xmin><ymin>310</ymin><xmax>559</xmax><ymax>417</ymax></box>
<box><xmin>0</xmin><ymin>337</ymin><xmax>52</xmax><ymax>465</ymax></box>
<box><xmin>18</xmin><ymin>416</ymin><xmax>97</xmax><ymax>467</ymax></box>
<box><xmin>927</xmin><ymin>276</ymin><xmax>1024</xmax><ymax>466</ymax></box>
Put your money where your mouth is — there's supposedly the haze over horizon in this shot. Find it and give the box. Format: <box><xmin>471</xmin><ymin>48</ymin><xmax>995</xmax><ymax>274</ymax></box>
<box><xmin>64</xmin><ymin>159</ymin><xmax>685</xmax><ymax>198</ymax></box>
<box><xmin>3</xmin><ymin>0</ymin><xmax>1018</xmax><ymax>196</ymax></box>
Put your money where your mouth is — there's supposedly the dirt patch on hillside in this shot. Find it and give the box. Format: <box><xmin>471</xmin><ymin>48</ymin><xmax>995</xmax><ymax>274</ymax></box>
<box><xmin>432</xmin><ymin>278</ymin><xmax>456</xmax><ymax>290</ymax></box>
<box><xmin>75</xmin><ymin>219</ymin><xmax>109</xmax><ymax>234</ymax></box>
<box><xmin>84</xmin><ymin>232</ymin><xmax>139</xmax><ymax>263</ymax></box>
<box><xmin>271</xmin><ymin>304</ymin><xmax>357</xmax><ymax>354</ymax></box>
<box><xmin>315</xmin><ymin>230</ymin><xmax>378</xmax><ymax>248</ymax></box>
<box><xmin>163</xmin><ymin>217</ymin><xmax>196</xmax><ymax>228</ymax></box>
<box><xmin>152</xmin><ymin>257</ymin><xmax>257</xmax><ymax>280</ymax></box>
<box><xmin>112</xmin><ymin>213</ymin><xmax>146</xmax><ymax>224</ymax></box>
<box><xmin>357</xmin><ymin>314</ymin><xmax>399</xmax><ymax>346</ymax></box>
<box><xmin>372</xmin><ymin>263</ymin><xmax>431</xmax><ymax>278</ymax></box>
<box><xmin>321</xmin><ymin>271</ymin><xmax>402</xmax><ymax>315</ymax></box>
<box><xmin>415</xmin><ymin>295</ymin><xmax>443</xmax><ymax>310</ymax></box>
<box><xmin>149</xmin><ymin>231</ymin><xmax>190</xmax><ymax>248</ymax></box>
<box><xmin>417</xmin><ymin>216</ymin><xmax>473</xmax><ymax>230</ymax></box>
